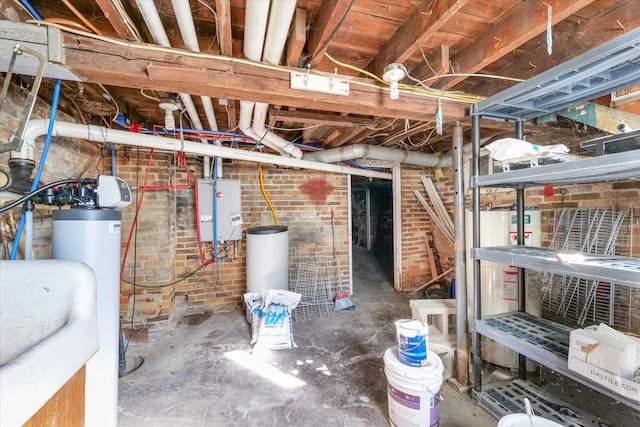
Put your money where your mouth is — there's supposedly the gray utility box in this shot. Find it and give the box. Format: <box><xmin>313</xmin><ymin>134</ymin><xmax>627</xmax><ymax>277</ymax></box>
<box><xmin>196</xmin><ymin>179</ymin><xmax>242</xmax><ymax>242</ymax></box>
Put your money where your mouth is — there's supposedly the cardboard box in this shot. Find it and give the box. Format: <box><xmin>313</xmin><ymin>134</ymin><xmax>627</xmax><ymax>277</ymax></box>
<box><xmin>568</xmin><ymin>357</ymin><xmax>640</xmax><ymax>403</ymax></box>
<box><xmin>569</xmin><ymin>325</ymin><xmax>640</xmax><ymax>378</ymax></box>
<box><xmin>568</xmin><ymin>325</ymin><xmax>640</xmax><ymax>403</ymax></box>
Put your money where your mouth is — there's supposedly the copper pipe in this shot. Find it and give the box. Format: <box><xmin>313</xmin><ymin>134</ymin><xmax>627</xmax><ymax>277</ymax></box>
<box><xmin>61</xmin><ymin>0</ymin><xmax>104</xmax><ymax>35</ymax></box>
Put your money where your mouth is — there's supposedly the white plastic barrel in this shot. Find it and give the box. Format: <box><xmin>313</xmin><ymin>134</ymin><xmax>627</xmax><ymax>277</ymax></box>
<box><xmin>384</xmin><ymin>346</ymin><xmax>444</xmax><ymax>427</ymax></box>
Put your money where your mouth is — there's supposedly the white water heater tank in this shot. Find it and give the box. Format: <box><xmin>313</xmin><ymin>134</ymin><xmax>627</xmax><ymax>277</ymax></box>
<box><xmin>465</xmin><ymin>209</ymin><xmax>541</xmax><ymax>369</ymax></box>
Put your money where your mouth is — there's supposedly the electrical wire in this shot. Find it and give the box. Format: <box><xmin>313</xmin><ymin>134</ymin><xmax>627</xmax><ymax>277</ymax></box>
<box><xmin>97</xmin><ymin>83</ymin><xmax>120</xmax><ymax>122</ymax></box>
<box><xmin>408</xmin><ymin>71</ymin><xmax>524</xmax><ymax>85</ymax></box>
<box><xmin>305</xmin><ymin>0</ymin><xmax>355</xmax><ymax>66</ymax></box>
<box><xmin>28</xmin><ymin>20</ymin><xmax>478</xmax><ymax>105</ymax></box>
<box><xmin>139</xmin><ymin>88</ymin><xmax>160</xmax><ymax>101</ymax></box>
<box><xmin>267</xmin><ymin>123</ymin><xmax>323</xmax><ymax>132</ymax></box>
<box><xmin>122</xmin><ymin>264</ymin><xmax>204</xmax><ymax>288</ymax></box>
<box><xmin>323</xmin><ymin>52</ymin><xmax>482</xmax><ymax>103</ymax></box>
<box><xmin>111</xmin><ymin>0</ymin><xmax>143</xmax><ymax>41</ymax></box>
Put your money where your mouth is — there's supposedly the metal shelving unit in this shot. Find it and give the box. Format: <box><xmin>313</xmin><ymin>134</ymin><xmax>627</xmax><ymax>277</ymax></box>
<box><xmin>473</xmin><ymin>148</ymin><xmax>640</xmax><ymax>187</ymax></box>
<box><xmin>471</xmin><ymin>246</ymin><xmax>640</xmax><ymax>287</ymax></box>
<box><xmin>473</xmin><ymin>313</ymin><xmax>640</xmax><ymax>411</ymax></box>
<box><xmin>469</xmin><ymin>26</ymin><xmax>640</xmax><ymax>418</ymax></box>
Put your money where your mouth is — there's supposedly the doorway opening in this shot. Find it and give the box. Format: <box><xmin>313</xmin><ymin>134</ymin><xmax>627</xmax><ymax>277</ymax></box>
<box><xmin>351</xmin><ymin>176</ymin><xmax>393</xmax><ymax>282</ymax></box>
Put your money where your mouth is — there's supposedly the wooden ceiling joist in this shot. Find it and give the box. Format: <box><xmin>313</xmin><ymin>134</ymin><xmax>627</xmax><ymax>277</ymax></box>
<box><xmin>214</xmin><ymin>0</ymin><xmax>236</xmax><ymax>129</ymax></box>
<box><xmin>471</xmin><ymin>0</ymin><xmax>640</xmax><ymax>96</ymax></box>
<box><xmin>366</xmin><ymin>0</ymin><xmax>469</xmax><ymax>78</ymax></box>
<box><xmin>437</xmin><ymin>0</ymin><xmax>596</xmax><ymax>90</ymax></box>
<box><xmin>286</xmin><ymin>7</ymin><xmax>306</xmax><ymax>67</ymax></box>
<box><xmin>95</xmin><ymin>0</ymin><xmax>139</xmax><ymax>41</ymax></box>
<box><xmin>305</xmin><ymin>0</ymin><xmax>353</xmax><ymax>68</ymax></box>
<box><xmin>407</xmin><ymin>44</ymin><xmax>450</xmax><ymax>85</ymax></box>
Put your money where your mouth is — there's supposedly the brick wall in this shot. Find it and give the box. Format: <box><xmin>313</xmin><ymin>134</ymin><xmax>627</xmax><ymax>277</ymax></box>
<box><xmin>0</xmin><ymin>79</ymin><xmax>101</xmax><ymax>260</ymax></box>
<box><xmin>399</xmin><ymin>165</ymin><xmax>455</xmax><ymax>291</ymax></box>
<box><xmin>117</xmin><ymin>156</ymin><xmax>350</xmax><ymax>337</ymax></box>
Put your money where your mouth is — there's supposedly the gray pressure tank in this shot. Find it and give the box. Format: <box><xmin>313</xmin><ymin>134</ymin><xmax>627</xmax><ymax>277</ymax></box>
<box><xmin>246</xmin><ymin>225</ymin><xmax>289</xmax><ymax>293</ymax></box>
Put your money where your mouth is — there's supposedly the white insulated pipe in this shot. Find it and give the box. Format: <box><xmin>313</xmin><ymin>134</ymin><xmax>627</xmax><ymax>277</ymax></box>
<box><xmin>22</xmin><ymin>120</ymin><xmax>391</xmax><ymax>180</ymax></box>
<box><xmin>171</xmin><ymin>0</ymin><xmax>218</xmax><ymax>132</ymax></box>
<box><xmin>252</xmin><ymin>102</ymin><xmax>302</xmax><ymax>157</ymax></box>
<box><xmin>171</xmin><ymin>0</ymin><xmax>219</xmax><ymax>177</ymax></box>
<box><xmin>263</xmin><ymin>0</ymin><xmax>297</xmax><ymax>65</ymax></box>
<box><xmin>243</xmin><ymin>0</ymin><xmax>271</xmax><ymax>62</ymax></box>
<box><xmin>135</xmin><ymin>0</ymin><xmax>205</xmax><ymax>140</ymax></box>
<box><xmin>303</xmin><ymin>144</ymin><xmax>453</xmax><ymax>168</ymax></box>
<box><xmin>241</xmin><ymin>0</ymin><xmax>302</xmax><ymax>158</ymax></box>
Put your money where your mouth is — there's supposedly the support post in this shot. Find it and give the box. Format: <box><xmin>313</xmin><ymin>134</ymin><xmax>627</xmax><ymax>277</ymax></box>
<box><xmin>452</xmin><ymin>123</ymin><xmax>469</xmax><ymax>388</ymax></box>
<box><xmin>471</xmin><ymin>112</ymin><xmax>482</xmax><ymax>392</ymax></box>
<box><xmin>516</xmin><ymin>120</ymin><xmax>527</xmax><ymax>379</ymax></box>
<box><xmin>392</xmin><ymin>163</ymin><xmax>402</xmax><ymax>291</ymax></box>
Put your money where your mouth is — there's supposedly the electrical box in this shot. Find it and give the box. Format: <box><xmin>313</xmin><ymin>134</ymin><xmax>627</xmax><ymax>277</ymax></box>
<box><xmin>196</xmin><ymin>179</ymin><xmax>242</xmax><ymax>242</ymax></box>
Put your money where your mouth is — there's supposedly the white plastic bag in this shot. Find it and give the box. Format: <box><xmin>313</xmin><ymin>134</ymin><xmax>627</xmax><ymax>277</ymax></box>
<box><xmin>244</xmin><ymin>289</ymin><xmax>301</xmax><ymax>350</ymax></box>
<box><xmin>485</xmin><ymin>138</ymin><xmax>569</xmax><ymax>161</ymax></box>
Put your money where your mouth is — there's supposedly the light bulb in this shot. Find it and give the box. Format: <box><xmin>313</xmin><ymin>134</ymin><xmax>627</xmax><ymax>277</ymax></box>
<box><xmin>389</xmin><ymin>80</ymin><xmax>399</xmax><ymax>100</ymax></box>
<box><xmin>164</xmin><ymin>110</ymin><xmax>176</xmax><ymax>131</ymax></box>
<box><xmin>159</xmin><ymin>98</ymin><xmax>180</xmax><ymax>131</ymax></box>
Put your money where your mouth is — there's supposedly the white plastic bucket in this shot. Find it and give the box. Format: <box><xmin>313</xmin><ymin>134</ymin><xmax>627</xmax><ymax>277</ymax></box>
<box><xmin>384</xmin><ymin>346</ymin><xmax>443</xmax><ymax>427</ymax></box>
<box><xmin>497</xmin><ymin>414</ymin><xmax>564</xmax><ymax>427</ymax></box>
<box><xmin>396</xmin><ymin>319</ymin><xmax>429</xmax><ymax>367</ymax></box>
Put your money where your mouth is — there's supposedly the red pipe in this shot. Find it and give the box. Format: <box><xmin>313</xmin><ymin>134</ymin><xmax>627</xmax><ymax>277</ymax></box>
<box><xmin>133</xmin><ymin>185</ymin><xmax>190</xmax><ymax>190</ymax></box>
<box><xmin>120</xmin><ymin>149</ymin><xmax>154</xmax><ymax>285</ymax></box>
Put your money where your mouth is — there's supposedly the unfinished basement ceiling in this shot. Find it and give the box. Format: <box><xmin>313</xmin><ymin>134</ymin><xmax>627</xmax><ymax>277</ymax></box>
<box><xmin>2</xmin><ymin>0</ymin><xmax>638</xmax><ymax>156</ymax></box>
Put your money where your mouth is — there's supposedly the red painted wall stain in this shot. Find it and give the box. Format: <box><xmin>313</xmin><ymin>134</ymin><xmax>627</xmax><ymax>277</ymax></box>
<box><xmin>299</xmin><ymin>178</ymin><xmax>334</xmax><ymax>205</ymax></box>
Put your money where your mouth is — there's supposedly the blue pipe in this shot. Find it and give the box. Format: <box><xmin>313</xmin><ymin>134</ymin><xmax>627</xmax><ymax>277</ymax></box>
<box><xmin>10</xmin><ymin>79</ymin><xmax>62</xmax><ymax>260</ymax></box>
<box><xmin>111</xmin><ymin>144</ymin><xmax>117</xmax><ymax>176</ymax></box>
<box><xmin>20</xmin><ymin>0</ymin><xmax>42</xmax><ymax>20</ymax></box>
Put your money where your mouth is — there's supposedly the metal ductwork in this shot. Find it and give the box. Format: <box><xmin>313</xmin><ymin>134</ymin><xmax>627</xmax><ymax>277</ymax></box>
<box><xmin>303</xmin><ymin>144</ymin><xmax>453</xmax><ymax>168</ymax></box>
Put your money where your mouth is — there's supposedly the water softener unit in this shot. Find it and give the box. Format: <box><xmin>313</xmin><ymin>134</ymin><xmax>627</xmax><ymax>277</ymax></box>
<box><xmin>51</xmin><ymin>175</ymin><xmax>131</xmax><ymax>427</ymax></box>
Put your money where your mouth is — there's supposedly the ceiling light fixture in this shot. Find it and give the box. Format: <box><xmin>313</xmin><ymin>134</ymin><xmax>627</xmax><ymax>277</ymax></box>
<box><xmin>159</xmin><ymin>98</ymin><xmax>180</xmax><ymax>130</ymax></box>
<box><xmin>382</xmin><ymin>63</ymin><xmax>406</xmax><ymax>100</ymax></box>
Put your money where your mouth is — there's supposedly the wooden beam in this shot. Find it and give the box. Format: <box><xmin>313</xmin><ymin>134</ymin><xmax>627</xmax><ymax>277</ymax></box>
<box><xmin>59</xmin><ymin>33</ymin><xmax>469</xmax><ymax>122</ymax></box>
<box><xmin>303</xmin><ymin>126</ymin><xmax>322</xmax><ymax>143</ymax></box>
<box><xmin>349</xmin><ymin>128</ymin><xmax>380</xmax><ymax>145</ymax></box>
<box><xmin>214</xmin><ymin>0</ymin><xmax>233</xmax><ymax>55</ymax></box>
<box><xmin>95</xmin><ymin>0</ymin><xmax>139</xmax><ymax>41</ymax></box>
<box><xmin>366</xmin><ymin>0</ymin><xmax>468</xmax><ymax>78</ymax></box>
<box><xmin>269</xmin><ymin>109</ymin><xmax>379</xmax><ymax>128</ymax></box>
<box><xmin>305</xmin><ymin>0</ymin><xmax>352</xmax><ymax>68</ymax></box>
<box><xmin>286</xmin><ymin>8</ymin><xmax>306</xmax><ymax>67</ymax></box>
<box><xmin>407</xmin><ymin>44</ymin><xmax>450</xmax><ymax>84</ymax></box>
<box><xmin>437</xmin><ymin>0</ymin><xmax>595</xmax><ymax>90</ymax></box>
<box><xmin>555</xmin><ymin>102</ymin><xmax>640</xmax><ymax>135</ymax></box>
<box><xmin>325</xmin><ymin>127</ymin><xmax>370</xmax><ymax>148</ymax></box>
<box><xmin>214</xmin><ymin>0</ymin><xmax>236</xmax><ymax>130</ymax></box>
<box><xmin>472</xmin><ymin>1</ymin><xmax>640</xmax><ymax>97</ymax></box>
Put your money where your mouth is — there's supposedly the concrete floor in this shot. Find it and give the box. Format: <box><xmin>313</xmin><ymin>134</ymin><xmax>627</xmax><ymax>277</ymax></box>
<box><xmin>118</xmin><ymin>247</ymin><xmax>495</xmax><ymax>426</ymax></box>
<box><xmin>117</xmin><ymin>247</ymin><xmax>639</xmax><ymax>426</ymax></box>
